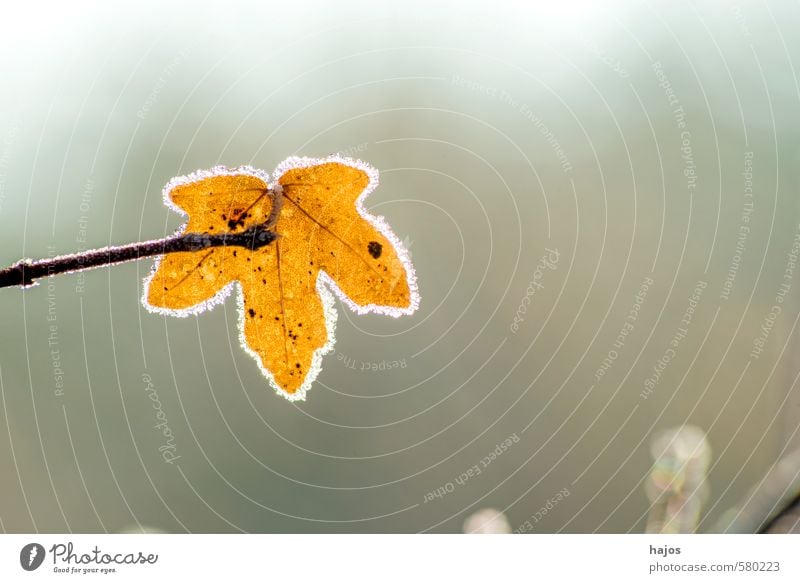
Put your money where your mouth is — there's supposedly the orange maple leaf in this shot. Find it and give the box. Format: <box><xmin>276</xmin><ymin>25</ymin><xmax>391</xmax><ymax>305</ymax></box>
<box><xmin>142</xmin><ymin>156</ymin><xmax>419</xmax><ymax>400</ymax></box>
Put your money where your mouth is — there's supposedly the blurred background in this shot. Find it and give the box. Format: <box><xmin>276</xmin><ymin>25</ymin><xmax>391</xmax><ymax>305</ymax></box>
<box><xmin>0</xmin><ymin>0</ymin><xmax>799</xmax><ymax>533</ymax></box>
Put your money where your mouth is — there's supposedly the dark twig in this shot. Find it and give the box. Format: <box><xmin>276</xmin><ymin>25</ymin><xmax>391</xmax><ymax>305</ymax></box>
<box><xmin>0</xmin><ymin>224</ymin><xmax>277</xmax><ymax>289</ymax></box>
<box><xmin>758</xmin><ymin>492</ymin><xmax>800</xmax><ymax>534</ymax></box>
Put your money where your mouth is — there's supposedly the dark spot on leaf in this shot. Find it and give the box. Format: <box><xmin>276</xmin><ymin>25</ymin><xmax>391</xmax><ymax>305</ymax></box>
<box><xmin>368</xmin><ymin>241</ymin><xmax>382</xmax><ymax>259</ymax></box>
<box><xmin>248</xmin><ymin>308</ymin><xmax>255</xmax><ymax>317</ymax></box>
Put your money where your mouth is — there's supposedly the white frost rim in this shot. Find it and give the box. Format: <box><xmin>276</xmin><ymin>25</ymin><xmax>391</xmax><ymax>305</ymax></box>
<box><xmin>142</xmin><ymin>156</ymin><xmax>420</xmax><ymax>401</ymax></box>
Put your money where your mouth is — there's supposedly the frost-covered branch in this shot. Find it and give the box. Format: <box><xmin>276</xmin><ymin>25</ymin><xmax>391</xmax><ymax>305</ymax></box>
<box><xmin>0</xmin><ymin>225</ymin><xmax>276</xmax><ymax>289</ymax></box>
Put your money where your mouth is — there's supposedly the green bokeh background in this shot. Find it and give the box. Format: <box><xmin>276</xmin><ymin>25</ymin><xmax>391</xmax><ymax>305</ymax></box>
<box><xmin>0</xmin><ymin>0</ymin><xmax>798</xmax><ymax>533</ymax></box>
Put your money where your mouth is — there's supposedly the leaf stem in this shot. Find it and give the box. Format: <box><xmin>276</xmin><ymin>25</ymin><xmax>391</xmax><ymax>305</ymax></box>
<box><xmin>0</xmin><ymin>225</ymin><xmax>277</xmax><ymax>289</ymax></box>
